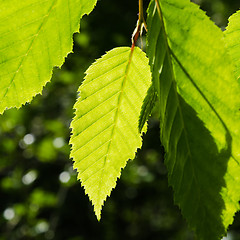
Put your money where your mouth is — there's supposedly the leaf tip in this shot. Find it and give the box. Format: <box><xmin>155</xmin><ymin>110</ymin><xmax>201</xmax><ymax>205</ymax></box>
<box><xmin>94</xmin><ymin>204</ymin><xmax>102</xmax><ymax>221</ymax></box>
<box><xmin>96</xmin><ymin>212</ymin><xmax>101</xmax><ymax>221</ymax></box>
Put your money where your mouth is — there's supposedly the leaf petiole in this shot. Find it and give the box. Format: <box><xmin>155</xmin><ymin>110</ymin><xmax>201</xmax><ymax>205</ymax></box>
<box><xmin>131</xmin><ymin>0</ymin><xmax>147</xmax><ymax>48</ymax></box>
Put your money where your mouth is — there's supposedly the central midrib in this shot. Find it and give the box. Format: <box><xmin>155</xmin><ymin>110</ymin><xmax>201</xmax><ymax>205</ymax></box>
<box><xmin>96</xmin><ymin>48</ymin><xmax>135</xmax><ymax>204</ymax></box>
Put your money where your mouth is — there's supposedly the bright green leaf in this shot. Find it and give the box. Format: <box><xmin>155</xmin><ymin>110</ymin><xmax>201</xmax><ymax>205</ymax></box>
<box><xmin>225</xmin><ymin>10</ymin><xmax>240</xmax><ymax>80</ymax></box>
<box><xmin>147</xmin><ymin>0</ymin><xmax>240</xmax><ymax>239</ymax></box>
<box><xmin>0</xmin><ymin>0</ymin><xmax>97</xmax><ymax>114</ymax></box>
<box><xmin>70</xmin><ymin>47</ymin><xmax>151</xmax><ymax>220</ymax></box>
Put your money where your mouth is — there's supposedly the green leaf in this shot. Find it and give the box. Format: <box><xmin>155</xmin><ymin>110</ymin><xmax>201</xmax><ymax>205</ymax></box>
<box><xmin>225</xmin><ymin>10</ymin><xmax>240</xmax><ymax>80</ymax></box>
<box><xmin>70</xmin><ymin>47</ymin><xmax>151</xmax><ymax>220</ymax></box>
<box><xmin>138</xmin><ymin>84</ymin><xmax>157</xmax><ymax>133</ymax></box>
<box><xmin>0</xmin><ymin>0</ymin><xmax>97</xmax><ymax>114</ymax></box>
<box><xmin>147</xmin><ymin>0</ymin><xmax>240</xmax><ymax>239</ymax></box>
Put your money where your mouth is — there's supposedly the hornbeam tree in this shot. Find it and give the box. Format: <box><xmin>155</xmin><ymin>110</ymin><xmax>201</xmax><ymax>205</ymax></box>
<box><xmin>0</xmin><ymin>0</ymin><xmax>240</xmax><ymax>239</ymax></box>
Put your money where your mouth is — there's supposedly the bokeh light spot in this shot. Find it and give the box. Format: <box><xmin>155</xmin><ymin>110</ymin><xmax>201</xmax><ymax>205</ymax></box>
<box><xmin>53</xmin><ymin>137</ymin><xmax>65</xmax><ymax>149</ymax></box>
<box><xmin>35</xmin><ymin>221</ymin><xmax>49</xmax><ymax>234</ymax></box>
<box><xmin>59</xmin><ymin>171</ymin><xmax>70</xmax><ymax>183</ymax></box>
<box><xmin>3</xmin><ymin>208</ymin><xmax>15</xmax><ymax>220</ymax></box>
<box><xmin>23</xmin><ymin>134</ymin><xmax>35</xmax><ymax>145</ymax></box>
<box><xmin>22</xmin><ymin>170</ymin><xmax>38</xmax><ymax>185</ymax></box>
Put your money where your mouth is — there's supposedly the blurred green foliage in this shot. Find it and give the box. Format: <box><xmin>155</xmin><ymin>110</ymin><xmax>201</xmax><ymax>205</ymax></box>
<box><xmin>0</xmin><ymin>0</ymin><xmax>239</xmax><ymax>239</ymax></box>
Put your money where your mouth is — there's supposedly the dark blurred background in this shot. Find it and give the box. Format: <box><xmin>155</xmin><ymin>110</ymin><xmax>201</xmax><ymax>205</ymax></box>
<box><xmin>0</xmin><ymin>0</ymin><xmax>239</xmax><ymax>239</ymax></box>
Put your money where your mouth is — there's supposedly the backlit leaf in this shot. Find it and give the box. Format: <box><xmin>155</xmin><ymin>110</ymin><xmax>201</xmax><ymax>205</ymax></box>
<box><xmin>225</xmin><ymin>10</ymin><xmax>240</xmax><ymax>80</ymax></box>
<box><xmin>138</xmin><ymin>84</ymin><xmax>157</xmax><ymax>133</ymax></box>
<box><xmin>70</xmin><ymin>47</ymin><xmax>151</xmax><ymax>220</ymax></box>
<box><xmin>147</xmin><ymin>0</ymin><xmax>240</xmax><ymax>239</ymax></box>
<box><xmin>0</xmin><ymin>0</ymin><xmax>97</xmax><ymax>114</ymax></box>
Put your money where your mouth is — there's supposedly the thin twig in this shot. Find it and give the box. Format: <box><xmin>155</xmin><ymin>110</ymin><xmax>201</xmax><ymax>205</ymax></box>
<box><xmin>131</xmin><ymin>0</ymin><xmax>147</xmax><ymax>49</ymax></box>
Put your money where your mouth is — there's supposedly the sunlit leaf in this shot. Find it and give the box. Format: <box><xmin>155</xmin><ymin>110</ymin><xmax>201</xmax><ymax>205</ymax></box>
<box><xmin>138</xmin><ymin>84</ymin><xmax>157</xmax><ymax>133</ymax></box>
<box><xmin>147</xmin><ymin>0</ymin><xmax>240</xmax><ymax>239</ymax></box>
<box><xmin>225</xmin><ymin>10</ymin><xmax>240</xmax><ymax>80</ymax></box>
<box><xmin>0</xmin><ymin>0</ymin><xmax>97</xmax><ymax>114</ymax></box>
<box><xmin>70</xmin><ymin>47</ymin><xmax>151</xmax><ymax>219</ymax></box>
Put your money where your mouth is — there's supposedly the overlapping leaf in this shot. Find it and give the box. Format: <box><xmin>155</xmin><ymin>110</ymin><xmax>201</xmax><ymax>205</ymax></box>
<box><xmin>70</xmin><ymin>47</ymin><xmax>151</xmax><ymax>220</ymax></box>
<box><xmin>0</xmin><ymin>0</ymin><xmax>97</xmax><ymax>114</ymax></box>
<box><xmin>138</xmin><ymin>84</ymin><xmax>157</xmax><ymax>132</ymax></box>
<box><xmin>225</xmin><ymin>10</ymin><xmax>240</xmax><ymax>80</ymax></box>
<box><xmin>147</xmin><ymin>0</ymin><xmax>240</xmax><ymax>239</ymax></box>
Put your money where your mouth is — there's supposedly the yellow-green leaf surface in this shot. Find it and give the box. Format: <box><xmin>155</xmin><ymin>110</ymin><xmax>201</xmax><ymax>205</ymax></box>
<box><xmin>70</xmin><ymin>47</ymin><xmax>151</xmax><ymax>219</ymax></box>
<box><xmin>147</xmin><ymin>0</ymin><xmax>240</xmax><ymax>239</ymax></box>
<box><xmin>0</xmin><ymin>0</ymin><xmax>97</xmax><ymax>114</ymax></box>
<box><xmin>225</xmin><ymin>10</ymin><xmax>240</xmax><ymax>80</ymax></box>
